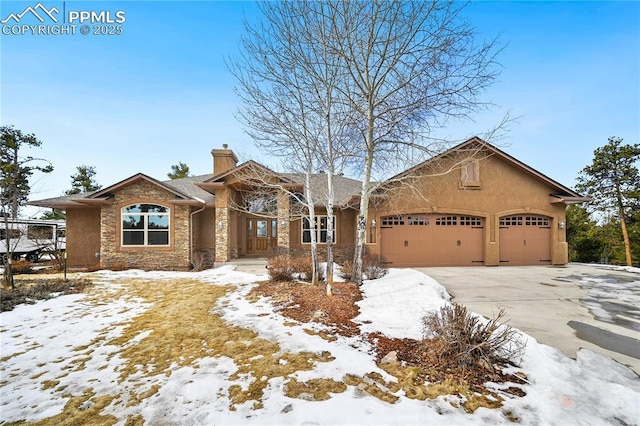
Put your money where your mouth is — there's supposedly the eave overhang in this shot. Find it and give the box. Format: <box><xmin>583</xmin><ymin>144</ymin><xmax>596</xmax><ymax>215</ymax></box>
<box><xmin>195</xmin><ymin>182</ymin><xmax>225</xmax><ymax>192</ymax></box>
<box><xmin>75</xmin><ymin>197</ymin><xmax>114</xmax><ymax>205</ymax></box>
<box><xmin>170</xmin><ymin>199</ymin><xmax>214</xmax><ymax>207</ymax></box>
<box><xmin>550</xmin><ymin>195</ymin><xmax>592</xmax><ymax>205</ymax></box>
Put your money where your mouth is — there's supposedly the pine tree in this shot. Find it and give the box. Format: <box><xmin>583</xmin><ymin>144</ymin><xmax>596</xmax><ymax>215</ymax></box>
<box><xmin>0</xmin><ymin>125</ymin><xmax>53</xmax><ymax>218</ymax></box>
<box><xmin>66</xmin><ymin>165</ymin><xmax>101</xmax><ymax>195</ymax></box>
<box><xmin>167</xmin><ymin>162</ymin><xmax>191</xmax><ymax>179</ymax></box>
<box><xmin>576</xmin><ymin>137</ymin><xmax>640</xmax><ymax>266</ymax></box>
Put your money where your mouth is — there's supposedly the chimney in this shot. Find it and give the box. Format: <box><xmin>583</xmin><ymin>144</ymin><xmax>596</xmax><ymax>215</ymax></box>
<box><xmin>211</xmin><ymin>145</ymin><xmax>238</xmax><ymax>176</ymax></box>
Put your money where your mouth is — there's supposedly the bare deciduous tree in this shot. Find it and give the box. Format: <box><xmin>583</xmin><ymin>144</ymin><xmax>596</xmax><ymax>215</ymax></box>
<box><xmin>231</xmin><ymin>1</ymin><xmax>504</xmax><ymax>285</ymax></box>
<box><xmin>320</xmin><ymin>1</ymin><xmax>503</xmax><ymax>283</ymax></box>
<box><xmin>230</xmin><ymin>2</ymin><xmax>356</xmax><ymax>291</ymax></box>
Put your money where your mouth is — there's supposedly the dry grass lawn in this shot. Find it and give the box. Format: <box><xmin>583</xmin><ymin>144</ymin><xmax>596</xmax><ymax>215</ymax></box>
<box><xmin>2</xmin><ymin>275</ymin><xmax>526</xmax><ymax>425</ymax></box>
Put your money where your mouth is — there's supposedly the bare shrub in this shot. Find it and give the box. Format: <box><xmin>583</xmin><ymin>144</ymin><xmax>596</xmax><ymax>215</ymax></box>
<box><xmin>339</xmin><ymin>261</ymin><xmax>353</xmax><ymax>281</ymax></box>
<box><xmin>1</xmin><ymin>278</ymin><xmax>93</xmax><ymax>312</ymax></box>
<box><xmin>363</xmin><ymin>253</ymin><xmax>387</xmax><ymax>280</ymax></box>
<box><xmin>107</xmin><ymin>261</ymin><xmax>128</xmax><ymax>271</ymax></box>
<box><xmin>267</xmin><ymin>246</ymin><xmax>290</xmax><ymax>259</ymax></box>
<box><xmin>422</xmin><ymin>304</ymin><xmax>525</xmax><ymax>373</ymax></box>
<box><xmin>267</xmin><ymin>255</ymin><xmax>294</xmax><ymax>281</ymax></box>
<box><xmin>291</xmin><ymin>255</ymin><xmax>313</xmax><ymax>281</ymax></box>
<box><xmin>334</xmin><ymin>246</ymin><xmax>355</xmax><ymax>265</ymax></box>
<box><xmin>11</xmin><ymin>259</ymin><xmax>33</xmax><ymax>274</ymax></box>
<box><xmin>191</xmin><ymin>250</ymin><xmax>208</xmax><ymax>272</ymax></box>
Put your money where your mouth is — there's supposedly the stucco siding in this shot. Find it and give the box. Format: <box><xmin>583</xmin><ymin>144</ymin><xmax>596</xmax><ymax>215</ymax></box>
<box><xmin>66</xmin><ymin>208</ymin><xmax>101</xmax><ymax>269</ymax></box>
<box><xmin>369</xmin><ymin>151</ymin><xmax>569</xmax><ymax>265</ymax></box>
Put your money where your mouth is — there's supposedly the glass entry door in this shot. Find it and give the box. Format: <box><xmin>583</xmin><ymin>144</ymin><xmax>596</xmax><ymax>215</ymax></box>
<box><xmin>246</xmin><ymin>218</ymin><xmax>277</xmax><ymax>255</ymax></box>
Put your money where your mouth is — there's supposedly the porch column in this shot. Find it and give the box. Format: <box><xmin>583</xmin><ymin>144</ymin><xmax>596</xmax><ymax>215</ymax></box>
<box><xmin>277</xmin><ymin>191</ymin><xmax>290</xmax><ymax>250</ymax></box>
<box><xmin>215</xmin><ymin>207</ymin><xmax>231</xmax><ymax>262</ymax></box>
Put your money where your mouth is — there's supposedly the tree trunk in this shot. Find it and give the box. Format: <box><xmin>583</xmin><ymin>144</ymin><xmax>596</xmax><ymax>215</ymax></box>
<box><xmin>11</xmin><ymin>146</ymin><xmax>19</xmax><ymax>219</ymax></box>
<box><xmin>619</xmin><ymin>206</ymin><xmax>633</xmax><ymax>266</ymax></box>
<box><xmin>351</xmin><ymin>104</ymin><xmax>375</xmax><ymax>285</ymax></box>
<box><xmin>305</xmin><ymin>172</ymin><xmax>320</xmax><ymax>285</ymax></box>
<box><xmin>325</xmin><ymin>169</ymin><xmax>334</xmax><ymax>296</ymax></box>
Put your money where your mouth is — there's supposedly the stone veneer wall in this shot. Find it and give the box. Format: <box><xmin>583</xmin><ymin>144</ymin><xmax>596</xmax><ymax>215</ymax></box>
<box><xmin>277</xmin><ymin>192</ymin><xmax>290</xmax><ymax>249</ymax></box>
<box><xmin>100</xmin><ymin>180</ymin><xmax>192</xmax><ymax>270</ymax></box>
<box><xmin>214</xmin><ymin>207</ymin><xmax>230</xmax><ymax>262</ymax></box>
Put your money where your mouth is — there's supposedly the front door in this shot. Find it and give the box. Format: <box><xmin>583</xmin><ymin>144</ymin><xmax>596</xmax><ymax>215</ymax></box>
<box><xmin>246</xmin><ymin>218</ymin><xmax>277</xmax><ymax>255</ymax></box>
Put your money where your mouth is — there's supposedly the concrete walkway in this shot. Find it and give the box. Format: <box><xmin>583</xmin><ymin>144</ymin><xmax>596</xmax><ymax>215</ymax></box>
<box><xmin>418</xmin><ymin>264</ymin><xmax>640</xmax><ymax>375</ymax></box>
<box><xmin>220</xmin><ymin>257</ymin><xmax>268</xmax><ymax>275</ymax></box>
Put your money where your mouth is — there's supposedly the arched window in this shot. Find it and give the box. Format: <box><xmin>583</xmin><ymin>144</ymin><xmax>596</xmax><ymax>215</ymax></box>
<box><xmin>121</xmin><ymin>204</ymin><xmax>170</xmax><ymax>246</ymax></box>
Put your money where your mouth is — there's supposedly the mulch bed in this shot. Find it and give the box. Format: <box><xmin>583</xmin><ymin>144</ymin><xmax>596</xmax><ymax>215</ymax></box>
<box><xmin>250</xmin><ymin>280</ymin><xmax>362</xmax><ymax>337</ymax></box>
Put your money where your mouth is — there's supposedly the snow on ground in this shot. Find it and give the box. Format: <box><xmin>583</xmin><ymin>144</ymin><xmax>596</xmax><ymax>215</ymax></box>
<box><xmin>1</xmin><ymin>266</ymin><xmax>639</xmax><ymax>425</ymax></box>
<box><xmin>573</xmin><ymin>266</ymin><xmax>640</xmax><ymax>332</ymax></box>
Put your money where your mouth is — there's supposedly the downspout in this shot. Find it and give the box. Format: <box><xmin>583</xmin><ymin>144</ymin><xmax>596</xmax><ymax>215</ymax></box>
<box><xmin>190</xmin><ymin>197</ymin><xmax>207</xmax><ymax>269</ymax></box>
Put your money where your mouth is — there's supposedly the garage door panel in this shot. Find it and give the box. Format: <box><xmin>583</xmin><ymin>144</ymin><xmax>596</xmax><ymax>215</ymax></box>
<box><xmin>380</xmin><ymin>214</ymin><xmax>484</xmax><ymax>267</ymax></box>
<box><xmin>499</xmin><ymin>215</ymin><xmax>551</xmax><ymax>265</ymax></box>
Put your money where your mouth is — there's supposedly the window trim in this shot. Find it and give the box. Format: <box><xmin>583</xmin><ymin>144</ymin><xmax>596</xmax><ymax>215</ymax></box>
<box><xmin>120</xmin><ymin>203</ymin><xmax>171</xmax><ymax>247</ymax></box>
<box><xmin>460</xmin><ymin>159</ymin><xmax>481</xmax><ymax>188</ymax></box>
<box><xmin>301</xmin><ymin>215</ymin><xmax>336</xmax><ymax>244</ymax></box>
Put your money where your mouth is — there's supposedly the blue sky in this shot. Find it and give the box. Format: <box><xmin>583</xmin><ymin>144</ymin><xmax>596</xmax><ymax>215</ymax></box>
<box><xmin>1</xmin><ymin>1</ymin><xmax>639</xmax><ymax>217</ymax></box>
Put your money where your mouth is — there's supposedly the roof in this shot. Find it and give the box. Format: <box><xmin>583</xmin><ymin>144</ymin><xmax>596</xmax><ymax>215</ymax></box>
<box><xmin>28</xmin><ymin>173</ymin><xmax>215</xmax><ymax>209</ymax></box>
<box><xmin>28</xmin><ymin>136</ymin><xmax>588</xmax><ymax>210</ymax></box>
<box><xmin>197</xmin><ymin>161</ymin><xmax>361</xmax><ymax>208</ymax></box>
<box><xmin>282</xmin><ymin>173</ymin><xmax>362</xmax><ymax>208</ymax></box>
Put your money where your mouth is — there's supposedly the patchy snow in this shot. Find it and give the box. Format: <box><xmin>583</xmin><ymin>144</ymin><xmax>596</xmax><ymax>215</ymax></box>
<box><xmin>1</xmin><ymin>266</ymin><xmax>638</xmax><ymax>425</ymax></box>
<box><xmin>573</xmin><ymin>265</ymin><xmax>640</xmax><ymax>332</ymax></box>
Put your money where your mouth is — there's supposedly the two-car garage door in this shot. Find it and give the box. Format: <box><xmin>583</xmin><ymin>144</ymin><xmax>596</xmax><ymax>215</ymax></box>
<box><xmin>380</xmin><ymin>213</ymin><xmax>552</xmax><ymax>267</ymax></box>
<box><xmin>380</xmin><ymin>214</ymin><xmax>485</xmax><ymax>267</ymax></box>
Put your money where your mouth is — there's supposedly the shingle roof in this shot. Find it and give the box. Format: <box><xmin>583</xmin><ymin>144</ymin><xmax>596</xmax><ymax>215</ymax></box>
<box><xmin>162</xmin><ymin>174</ymin><xmax>215</xmax><ymax>203</ymax></box>
<box><xmin>28</xmin><ymin>174</ymin><xmax>216</xmax><ymax>208</ymax></box>
<box><xmin>282</xmin><ymin>173</ymin><xmax>362</xmax><ymax>207</ymax></box>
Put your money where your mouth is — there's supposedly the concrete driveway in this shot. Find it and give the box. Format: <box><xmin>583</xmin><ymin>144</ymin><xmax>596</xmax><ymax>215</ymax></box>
<box><xmin>418</xmin><ymin>264</ymin><xmax>640</xmax><ymax>375</ymax></box>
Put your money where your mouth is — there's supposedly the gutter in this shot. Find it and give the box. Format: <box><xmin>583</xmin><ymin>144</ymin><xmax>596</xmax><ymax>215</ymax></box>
<box><xmin>189</xmin><ymin>197</ymin><xmax>207</xmax><ymax>269</ymax></box>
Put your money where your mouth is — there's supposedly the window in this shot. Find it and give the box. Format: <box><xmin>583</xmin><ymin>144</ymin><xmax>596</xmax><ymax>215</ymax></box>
<box><xmin>459</xmin><ymin>216</ymin><xmax>482</xmax><ymax>226</ymax></box>
<box><xmin>27</xmin><ymin>225</ymin><xmax>53</xmax><ymax>240</ymax></box>
<box><xmin>525</xmin><ymin>216</ymin><xmax>549</xmax><ymax>226</ymax></box>
<box><xmin>0</xmin><ymin>228</ymin><xmax>21</xmax><ymax>240</ymax></box>
<box><xmin>500</xmin><ymin>216</ymin><xmax>549</xmax><ymax>227</ymax></box>
<box><xmin>256</xmin><ymin>220</ymin><xmax>268</xmax><ymax>237</ymax></box>
<box><xmin>435</xmin><ymin>216</ymin><xmax>458</xmax><ymax>226</ymax></box>
<box><xmin>500</xmin><ymin>216</ymin><xmax>523</xmax><ymax>226</ymax></box>
<box><xmin>122</xmin><ymin>204</ymin><xmax>170</xmax><ymax>246</ymax></box>
<box><xmin>246</xmin><ymin>195</ymin><xmax>277</xmax><ymax>214</ymax></box>
<box><xmin>302</xmin><ymin>216</ymin><xmax>335</xmax><ymax>243</ymax></box>
<box><xmin>381</xmin><ymin>215</ymin><xmax>405</xmax><ymax>226</ymax></box>
<box><xmin>407</xmin><ymin>215</ymin><xmax>429</xmax><ymax>226</ymax></box>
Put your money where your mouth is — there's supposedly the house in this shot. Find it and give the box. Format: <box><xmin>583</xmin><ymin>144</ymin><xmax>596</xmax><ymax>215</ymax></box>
<box><xmin>28</xmin><ymin>137</ymin><xmax>589</xmax><ymax>270</ymax></box>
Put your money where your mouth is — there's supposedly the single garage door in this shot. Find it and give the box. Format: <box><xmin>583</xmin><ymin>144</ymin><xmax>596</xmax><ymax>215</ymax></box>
<box><xmin>499</xmin><ymin>215</ymin><xmax>551</xmax><ymax>265</ymax></box>
<box><xmin>380</xmin><ymin>214</ymin><xmax>484</xmax><ymax>267</ymax></box>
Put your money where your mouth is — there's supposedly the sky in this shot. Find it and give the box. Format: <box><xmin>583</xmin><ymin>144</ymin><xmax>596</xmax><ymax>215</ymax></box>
<box><xmin>1</xmin><ymin>265</ymin><xmax>639</xmax><ymax>424</ymax></box>
<box><xmin>1</xmin><ymin>0</ymin><xmax>639</xmax><ymax>217</ymax></box>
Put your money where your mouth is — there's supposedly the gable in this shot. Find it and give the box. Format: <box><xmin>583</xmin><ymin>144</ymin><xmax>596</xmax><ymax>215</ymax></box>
<box><xmin>107</xmin><ymin>179</ymin><xmax>188</xmax><ymax>206</ymax></box>
<box><xmin>375</xmin><ymin>141</ymin><xmax>587</xmax><ymax>216</ymax></box>
<box><xmin>384</xmin><ymin>137</ymin><xmax>587</xmax><ymax>201</ymax></box>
